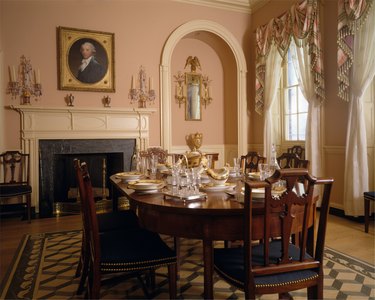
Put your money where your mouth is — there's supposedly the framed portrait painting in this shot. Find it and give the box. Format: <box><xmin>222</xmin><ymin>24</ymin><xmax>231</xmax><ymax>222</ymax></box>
<box><xmin>57</xmin><ymin>26</ymin><xmax>115</xmax><ymax>92</ymax></box>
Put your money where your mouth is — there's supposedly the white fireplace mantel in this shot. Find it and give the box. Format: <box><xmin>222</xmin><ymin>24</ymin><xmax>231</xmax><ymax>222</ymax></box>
<box><xmin>8</xmin><ymin>105</ymin><xmax>156</xmax><ymax>212</ymax></box>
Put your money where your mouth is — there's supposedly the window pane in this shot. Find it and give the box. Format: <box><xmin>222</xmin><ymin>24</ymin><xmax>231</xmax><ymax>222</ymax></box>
<box><xmin>298</xmin><ymin>113</ymin><xmax>307</xmax><ymax>140</ymax></box>
<box><xmin>285</xmin><ymin>114</ymin><xmax>298</xmax><ymax>141</ymax></box>
<box><xmin>298</xmin><ymin>88</ymin><xmax>308</xmax><ymax>112</ymax></box>
<box><xmin>287</xmin><ymin>61</ymin><xmax>298</xmax><ymax>86</ymax></box>
<box><xmin>285</xmin><ymin>88</ymin><xmax>297</xmax><ymax>113</ymax></box>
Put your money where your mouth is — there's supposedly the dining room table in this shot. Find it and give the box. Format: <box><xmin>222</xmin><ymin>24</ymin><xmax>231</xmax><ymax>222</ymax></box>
<box><xmin>109</xmin><ymin>173</ymin><xmax>314</xmax><ymax>299</ymax></box>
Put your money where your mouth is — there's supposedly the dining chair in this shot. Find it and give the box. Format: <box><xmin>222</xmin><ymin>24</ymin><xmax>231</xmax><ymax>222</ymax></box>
<box><xmin>287</xmin><ymin>145</ymin><xmax>305</xmax><ymax>160</ymax></box>
<box><xmin>0</xmin><ymin>151</ymin><xmax>32</xmax><ymax>223</ymax></box>
<box><xmin>240</xmin><ymin>151</ymin><xmax>267</xmax><ymax>173</ymax></box>
<box><xmin>73</xmin><ymin>159</ymin><xmax>142</xmax><ymax>294</ymax></box>
<box><xmin>277</xmin><ymin>152</ymin><xmax>309</xmax><ymax>169</ymax></box>
<box><xmin>214</xmin><ymin>168</ymin><xmax>334</xmax><ymax>299</ymax></box>
<box><xmin>147</xmin><ymin>146</ymin><xmax>168</xmax><ymax>164</ymax></box>
<box><xmin>75</xmin><ymin>160</ymin><xmax>177</xmax><ymax>299</ymax></box>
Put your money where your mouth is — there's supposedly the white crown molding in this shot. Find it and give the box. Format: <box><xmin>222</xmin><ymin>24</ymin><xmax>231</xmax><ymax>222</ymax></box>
<box><xmin>172</xmin><ymin>0</ymin><xmax>269</xmax><ymax>14</ymax></box>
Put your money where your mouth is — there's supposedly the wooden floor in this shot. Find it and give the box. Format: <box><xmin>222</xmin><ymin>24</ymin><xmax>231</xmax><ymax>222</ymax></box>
<box><xmin>1</xmin><ymin>212</ymin><xmax>374</xmax><ymax>284</ymax></box>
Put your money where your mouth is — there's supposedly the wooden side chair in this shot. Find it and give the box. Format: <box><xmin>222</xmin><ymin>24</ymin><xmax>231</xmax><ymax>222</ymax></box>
<box><xmin>240</xmin><ymin>151</ymin><xmax>266</xmax><ymax>173</ymax></box>
<box><xmin>75</xmin><ymin>160</ymin><xmax>177</xmax><ymax>299</ymax></box>
<box><xmin>277</xmin><ymin>152</ymin><xmax>309</xmax><ymax>169</ymax></box>
<box><xmin>147</xmin><ymin>146</ymin><xmax>168</xmax><ymax>164</ymax></box>
<box><xmin>73</xmin><ymin>159</ymin><xmax>141</xmax><ymax>295</ymax></box>
<box><xmin>287</xmin><ymin>145</ymin><xmax>305</xmax><ymax>160</ymax></box>
<box><xmin>0</xmin><ymin>151</ymin><xmax>32</xmax><ymax>223</ymax></box>
<box><xmin>214</xmin><ymin>169</ymin><xmax>334</xmax><ymax>299</ymax></box>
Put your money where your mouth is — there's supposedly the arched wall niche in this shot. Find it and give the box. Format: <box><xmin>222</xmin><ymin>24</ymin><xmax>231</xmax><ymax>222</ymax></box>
<box><xmin>160</xmin><ymin>19</ymin><xmax>248</xmax><ymax>157</ymax></box>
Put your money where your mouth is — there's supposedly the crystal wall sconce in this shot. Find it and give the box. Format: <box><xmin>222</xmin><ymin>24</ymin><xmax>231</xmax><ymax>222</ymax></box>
<box><xmin>6</xmin><ymin>55</ymin><xmax>42</xmax><ymax>105</ymax></box>
<box><xmin>128</xmin><ymin>65</ymin><xmax>155</xmax><ymax>108</ymax></box>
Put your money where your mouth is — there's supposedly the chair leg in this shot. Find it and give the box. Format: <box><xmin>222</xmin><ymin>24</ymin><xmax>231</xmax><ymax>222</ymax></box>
<box><xmin>167</xmin><ymin>264</ymin><xmax>177</xmax><ymax>299</ymax></box>
<box><xmin>26</xmin><ymin>194</ymin><xmax>31</xmax><ymax>223</ymax></box>
<box><xmin>365</xmin><ymin>197</ymin><xmax>370</xmax><ymax>233</ymax></box>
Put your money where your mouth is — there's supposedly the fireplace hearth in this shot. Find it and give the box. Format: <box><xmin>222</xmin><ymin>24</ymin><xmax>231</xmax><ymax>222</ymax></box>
<box><xmin>39</xmin><ymin>139</ymin><xmax>135</xmax><ymax>217</ymax></box>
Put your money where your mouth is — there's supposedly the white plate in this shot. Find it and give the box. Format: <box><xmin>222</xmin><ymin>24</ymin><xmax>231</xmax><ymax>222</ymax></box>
<box><xmin>248</xmin><ymin>172</ymin><xmax>260</xmax><ymax>180</ymax></box>
<box><xmin>250</xmin><ymin>187</ymin><xmax>286</xmax><ymax>198</ymax></box>
<box><xmin>116</xmin><ymin>172</ymin><xmax>143</xmax><ymax>181</ymax></box>
<box><xmin>200</xmin><ymin>183</ymin><xmax>236</xmax><ymax>192</ymax></box>
<box><xmin>128</xmin><ymin>179</ymin><xmax>165</xmax><ymax>191</ymax></box>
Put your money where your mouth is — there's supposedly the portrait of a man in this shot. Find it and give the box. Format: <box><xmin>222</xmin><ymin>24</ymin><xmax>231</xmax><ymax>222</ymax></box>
<box><xmin>68</xmin><ymin>38</ymin><xmax>108</xmax><ymax>84</ymax></box>
<box><xmin>58</xmin><ymin>27</ymin><xmax>114</xmax><ymax>92</ymax></box>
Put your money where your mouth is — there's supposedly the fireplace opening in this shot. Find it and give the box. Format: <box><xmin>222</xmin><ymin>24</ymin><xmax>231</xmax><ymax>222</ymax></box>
<box><xmin>39</xmin><ymin>139</ymin><xmax>136</xmax><ymax>218</ymax></box>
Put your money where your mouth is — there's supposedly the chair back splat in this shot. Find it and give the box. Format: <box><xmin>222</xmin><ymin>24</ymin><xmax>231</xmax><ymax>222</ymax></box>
<box><xmin>240</xmin><ymin>151</ymin><xmax>266</xmax><ymax>173</ymax></box>
<box><xmin>0</xmin><ymin>151</ymin><xmax>32</xmax><ymax>222</ymax></box>
<box><xmin>214</xmin><ymin>168</ymin><xmax>334</xmax><ymax>299</ymax></box>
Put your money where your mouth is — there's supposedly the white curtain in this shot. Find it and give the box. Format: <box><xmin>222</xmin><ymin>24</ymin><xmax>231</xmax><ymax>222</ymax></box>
<box><xmin>343</xmin><ymin>4</ymin><xmax>375</xmax><ymax>216</ymax></box>
<box><xmin>289</xmin><ymin>40</ymin><xmax>322</xmax><ymax>178</ymax></box>
<box><xmin>263</xmin><ymin>43</ymin><xmax>283</xmax><ymax>160</ymax></box>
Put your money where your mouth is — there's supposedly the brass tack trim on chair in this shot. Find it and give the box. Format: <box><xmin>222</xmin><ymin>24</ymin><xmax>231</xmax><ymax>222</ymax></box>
<box><xmin>101</xmin><ymin>261</ymin><xmax>177</xmax><ymax>272</ymax></box>
<box><xmin>215</xmin><ymin>268</ymin><xmax>319</xmax><ymax>289</ymax></box>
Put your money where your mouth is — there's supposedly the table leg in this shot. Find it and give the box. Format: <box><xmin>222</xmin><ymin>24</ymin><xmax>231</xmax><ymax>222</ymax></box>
<box><xmin>203</xmin><ymin>239</ymin><xmax>214</xmax><ymax>299</ymax></box>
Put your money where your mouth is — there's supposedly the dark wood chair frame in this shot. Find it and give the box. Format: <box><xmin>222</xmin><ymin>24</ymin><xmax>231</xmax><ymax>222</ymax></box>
<box><xmin>364</xmin><ymin>191</ymin><xmax>375</xmax><ymax>233</ymax></box>
<box><xmin>277</xmin><ymin>152</ymin><xmax>309</xmax><ymax>169</ymax></box>
<box><xmin>240</xmin><ymin>151</ymin><xmax>267</xmax><ymax>173</ymax></box>
<box><xmin>287</xmin><ymin>145</ymin><xmax>305</xmax><ymax>160</ymax></box>
<box><xmin>214</xmin><ymin>169</ymin><xmax>334</xmax><ymax>299</ymax></box>
<box><xmin>75</xmin><ymin>160</ymin><xmax>177</xmax><ymax>299</ymax></box>
<box><xmin>0</xmin><ymin>151</ymin><xmax>32</xmax><ymax>223</ymax></box>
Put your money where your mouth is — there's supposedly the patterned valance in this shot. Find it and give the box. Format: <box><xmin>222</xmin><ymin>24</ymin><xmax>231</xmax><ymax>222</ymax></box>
<box><xmin>337</xmin><ymin>0</ymin><xmax>374</xmax><ymax>101</ymax></box>
<box><xmin>255</xmin><ymin>0</ymin><xmax>325</xmax><ymax>114</ymax></box>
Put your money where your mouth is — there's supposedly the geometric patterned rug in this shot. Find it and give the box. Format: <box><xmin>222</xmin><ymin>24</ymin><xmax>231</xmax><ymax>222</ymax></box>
<box><xmin>1</xmin><ymin>230</ymin><xmax>374</xmax><ymax>299</ymax></box>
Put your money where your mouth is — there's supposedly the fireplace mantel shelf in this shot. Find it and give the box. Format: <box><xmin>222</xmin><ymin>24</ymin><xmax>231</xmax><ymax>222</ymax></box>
<box><xmin>7</xmin><ymin>105</ymin><xmax>157</xmax><ymax>114</ymax></box>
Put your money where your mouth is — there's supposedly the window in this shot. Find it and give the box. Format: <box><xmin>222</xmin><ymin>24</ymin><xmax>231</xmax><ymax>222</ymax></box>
<box><xmin>281</xmin><ymin>50</ymin><xmax>308</xmax><ymax>141</ymax></box>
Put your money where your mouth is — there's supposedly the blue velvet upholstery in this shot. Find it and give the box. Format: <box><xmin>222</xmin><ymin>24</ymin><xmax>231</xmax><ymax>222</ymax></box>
<box><xmin>0</xmin><ymin>184</ymin><xmax>32</xmax><ymax>197</ymax></box>
<box><xmin>97</xmin><ymin>210</ymin><xmax>139</xmax><ymax>232</ymax></box>
<box><xmin>214</xmin><ymin>240</ymin><xmax>318</xmax><ymax>289</ymax></box>
<box><xmin>100</xmin><ymin>228</ymin><xmax>176</xmax><ymax>272</ymax></box>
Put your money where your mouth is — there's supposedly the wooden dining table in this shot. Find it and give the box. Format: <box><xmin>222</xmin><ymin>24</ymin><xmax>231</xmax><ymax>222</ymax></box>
<box><xmin>110</xmin><ymin>175</ymin><xmax>312</xmax><ymax>299</ymax></box>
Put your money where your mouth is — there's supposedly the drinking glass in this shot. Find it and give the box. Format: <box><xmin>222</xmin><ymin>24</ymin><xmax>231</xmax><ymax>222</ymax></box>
<box><xmin>258</xmin><ymin>163</ymin><xmax>270</xmax><ymax>181</ymax></box>
<box><xmin>149</xmin><ymin>154</ymin><xmax>158</xmax><ymax>178</ymax></box>
<box><xmin>233</xmin><ymin>157</ymin><xmax>241</xmax><ymax>176</ymax></box>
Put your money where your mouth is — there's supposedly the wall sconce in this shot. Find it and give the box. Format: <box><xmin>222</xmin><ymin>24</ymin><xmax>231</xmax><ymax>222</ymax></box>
<box><xmin>6</xmin><ymin>55</ymin><xmax>42</xmax><ymax>105</ymax></box>
<box><xmin>128</xmin><ymin>65</ymin><xmax>155</xmax><ymax>108</ymax></box>
<box><xmin>174</xmin><ymin>56</ymin><xmax>212</xmax><ymax>121</ymax></box>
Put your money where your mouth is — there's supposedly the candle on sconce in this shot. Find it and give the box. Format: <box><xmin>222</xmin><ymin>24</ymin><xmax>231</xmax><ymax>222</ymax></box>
<box><xmin>131</xmin><ymin>75</ymin><xmax>134</xmax><ymax>89</ymax></box>
<box><xmin>8</xmin><ymin>66</ymin><xmax>13</xmax><ymax>82</ymax></box>
<box><xmin>36</xmin><ymin>69</ymin><xmax>41</xmax><ymax>84</ymax></box>
<box><xmin>149</xmin><ymin>77</ymin><xmax>153</xmax><ymax>91</ymax></box>
<box><xmin>11</xmin><ymin>66</ymin><xmax>16</xmax><ymax>82</ymax></box>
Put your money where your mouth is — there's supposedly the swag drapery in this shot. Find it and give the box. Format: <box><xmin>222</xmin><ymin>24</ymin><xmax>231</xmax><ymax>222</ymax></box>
<box><xmin>255</xmin><ymin>0</ymin><xmax>325</xmax><ymax>178</ymax></box>
<box><xmin>338</xmin><ymin>0</ymin><xmax>375</xmax><ymax>216</ymax></box>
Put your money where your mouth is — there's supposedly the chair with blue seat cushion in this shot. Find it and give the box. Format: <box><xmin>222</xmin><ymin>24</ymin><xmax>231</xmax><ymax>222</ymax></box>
<box><xmin>73</xmin><ymin>159</ymin><xmax>153</xmax><ymax>295</ymax></box>
<box><xmin>0</xmin><ymin>151</ymin><xmax>32</xmax><ymax>223</ymax></box>
<box><xmin>214</xmin><ymin>168</ymin><xmax>334</xmax><ymax>299</ymax></box>
<box><xmin>364</xmin><ymin>191</ymin><xmax>375</xmax><ymax>233</ymax></box>
<box><xmin>75</xmin><ymin>160</ymin><xmax>177</xmax><ymax>299</ymax></box>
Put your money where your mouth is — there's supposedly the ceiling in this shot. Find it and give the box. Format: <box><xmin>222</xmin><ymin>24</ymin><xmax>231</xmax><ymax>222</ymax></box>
<box><xmin>173</xmin><ymin>0</ymin><xmax>270</xmax><ymax>14</ymax></box>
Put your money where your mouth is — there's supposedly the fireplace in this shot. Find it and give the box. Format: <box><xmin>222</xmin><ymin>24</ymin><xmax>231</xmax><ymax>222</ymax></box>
<box><xmin>39</xmin><ymin>139</ymin><xmax>135</xmax><ymax>217</ymax></box>
<box><xmin>9</xmin><ymin>105</ymin><xmax>156</xmax><ymax>217</ymax></box>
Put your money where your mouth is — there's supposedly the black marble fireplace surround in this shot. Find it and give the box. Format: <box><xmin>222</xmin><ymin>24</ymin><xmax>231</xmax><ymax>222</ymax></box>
<box><xmin>39</xmin><ymin>139</ymin><xmax>135</xmax><ymax>217</ymax></box>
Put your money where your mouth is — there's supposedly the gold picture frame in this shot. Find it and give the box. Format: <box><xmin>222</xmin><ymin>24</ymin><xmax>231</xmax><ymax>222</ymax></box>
<box><xmin>57</xmin><ymin>26</ymin><xmax>115</xmax><ymax>92</ymax></box>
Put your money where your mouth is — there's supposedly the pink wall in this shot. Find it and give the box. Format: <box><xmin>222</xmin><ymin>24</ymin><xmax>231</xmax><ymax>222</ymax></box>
<box><xmin>1</xmin><ymin>0</ymin><xmax>250</xmax><ymax>150</ymax></box>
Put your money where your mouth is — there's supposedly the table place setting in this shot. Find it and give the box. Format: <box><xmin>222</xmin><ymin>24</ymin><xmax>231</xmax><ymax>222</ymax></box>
<box><xmin>127</xmin><ymin>179</ymin><xmax>165</xmax><ymax>193</ymax></box>
<box><xmin>115</xmin><ymin>171</ymin><xmax>144</xmax><ymax>182</ymax></box>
